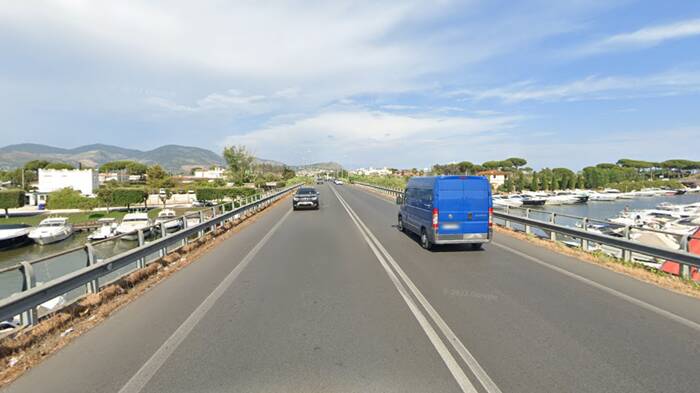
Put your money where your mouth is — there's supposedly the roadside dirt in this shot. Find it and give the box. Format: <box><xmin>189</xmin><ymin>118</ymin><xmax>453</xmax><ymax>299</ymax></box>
<box><xmin>0</xmin><ymin>194</ymin><xmax>292</xmax><ymax>387</ymax></box>
<box><xmin>353</xmin><ymin>183</ymin><xmax>700</xmax><ymax>299</ymax></box>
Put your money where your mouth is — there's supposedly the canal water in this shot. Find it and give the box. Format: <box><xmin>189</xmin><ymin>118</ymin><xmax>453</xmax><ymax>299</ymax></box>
<box><xmin>535</xmin><ymin>193</ymin><xmax>700</xmax><ymax>221</ymax></box>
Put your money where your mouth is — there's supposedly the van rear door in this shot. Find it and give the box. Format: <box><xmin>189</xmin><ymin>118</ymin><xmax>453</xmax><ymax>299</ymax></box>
<box><xmin>436</xmin><ymin>178</ymin><xmax>490</xmax><ymax>236</ymax></box>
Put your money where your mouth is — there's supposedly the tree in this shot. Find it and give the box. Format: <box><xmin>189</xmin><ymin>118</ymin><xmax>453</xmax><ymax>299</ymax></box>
<box><xmin>113</xmin><ymin>188</ymin><xmax>147</xmax><ymax>210</ymax></box>
<box><xmin>505</xmin><ymin>157</ymin><xmax>527</xmax><ymax>170</ymax></box>
<box><xmin>282</xmin><ymin>166</ymin><xmax>296</xmax><ymax>180</ymax></box>
<box><xmin>24</xmin><ymin>160</ymin><xmax>50</xmax><ymax>171</ymax></box>
<box><xmin>97</xmin><ymin>181</ymin><xmax>118</xmax><ymax>213</ymax></box>
<box><xmin>0</xmin><ymin>190</ymin><xmax>25</xmax><ymax>218</ymax></box>
<box><xmin>223</xmin><ymin>145</ymin><xmax>255</xmax><ymax>184</ymax></box>
<box><xmin>99</xmin><ymin>160</ymin><xmax>148</xmax><ymax>175</ymax></box>
<box><xmin>146</xmin><ymin>165</ymin><xmax>174</xmax><ymax>208</ymax></box>
<box><xmin>530</xmin><ymin>172</ymin><xmax>539</xmax><ymax>191</ymax></box>
<box><xmin>44</xmin><ymin>162</ymin><xmax>75</xmax><ymax>170</ymax></box>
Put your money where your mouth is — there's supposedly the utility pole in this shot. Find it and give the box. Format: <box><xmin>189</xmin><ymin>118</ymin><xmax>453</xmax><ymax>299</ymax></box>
<box><xmin>21</xmin><ymin>168</ymin><xmax>25</xmax><ymax>190</ymax></box>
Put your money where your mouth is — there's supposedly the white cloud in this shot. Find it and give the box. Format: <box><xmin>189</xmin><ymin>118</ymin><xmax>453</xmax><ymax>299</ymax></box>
<box><xmin>224</xmin><ymin>110</ymin><xmax>519</xmax><ymax>167</ymax></box>
<box><xmin>146</xmin><ymin>89</ymin><xmax>268</xmax><ymax>113</ymax></box>
<box><xmin>578</xmin><ymin>18</ymin><xmax>700</xmax><ymax>55</ymax></box>
<box><xmin>452</xmin><ymin>70</ymin><xmax>700</xmax><ymax>103</ymax></box>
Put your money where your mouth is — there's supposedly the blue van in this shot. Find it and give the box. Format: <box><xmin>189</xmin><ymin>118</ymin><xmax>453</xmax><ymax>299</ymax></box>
<box><xmin>396</xmin><ymin>176</ymin><xmax>492</xmax><ymax>250</ymax></box>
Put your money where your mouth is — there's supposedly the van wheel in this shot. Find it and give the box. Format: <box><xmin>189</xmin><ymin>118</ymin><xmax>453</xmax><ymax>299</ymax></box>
<box><xmin>397</xmin><ymin>216</ymin><xmax>405</xmax><ymax>232</ymax></box>
<box><xmin>420</xmin><ymin>229</ymin><xmax>432</xmax><ymax>250</ymax></box>
<box><xmin>470</xmin><ymin>243</ymin><xmax>482</xmax><ymax>251</ymax></box>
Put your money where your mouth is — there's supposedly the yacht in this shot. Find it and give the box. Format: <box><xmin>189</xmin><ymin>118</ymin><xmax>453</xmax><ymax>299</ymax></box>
<box><xmin>588</xmin><ymin>192</ymin><xmax>617</xmax><ymax>201</ymax></box>
<box><xmin>493</xmin><ymin>195</ymin><xmax>523</xmax><ymax>208</ymax></box>
<box><xmin>87</xmin><ymin>218</ymin><xmax>118</xmax><ymax>241</ymax></box>
<box><xmin>154</xmin><ymin>209</ymin><xmax>182</xmax><ymax>233</ymax></box>
<box><xmin>28</xmin><ymin>217</ymin><xmax>74</xmax><ymax>245</ymax></box>
<box><xmin>0</xmin><ymin>224</ymin><xmax>32</xmax><ymax>250</ymax></box>
<box><xmin>116</xmin><ymin>213</ymin><xmax>152</xmax><ymax>241</ymax></box>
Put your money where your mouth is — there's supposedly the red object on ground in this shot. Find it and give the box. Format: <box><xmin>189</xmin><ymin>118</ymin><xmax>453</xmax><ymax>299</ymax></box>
<box><xmin>660</xmin><ymin>227</ymin><xmax>700</xmax><ymax>281</ymax></box>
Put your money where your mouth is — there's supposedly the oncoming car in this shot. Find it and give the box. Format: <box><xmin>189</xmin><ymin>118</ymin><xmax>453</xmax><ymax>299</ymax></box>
<box><xmin>293</xmin><ymin>187</ymin><xmax>320</xmax><ymax>210</ymax></box>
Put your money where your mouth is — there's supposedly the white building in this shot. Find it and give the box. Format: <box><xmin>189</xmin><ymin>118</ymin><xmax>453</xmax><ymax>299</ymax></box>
<box><xmin>193</xmin><ymin>167</ymin><xmax>226</xmax><ymax>179</ymax></box>
<box><xmin>477</xmin><ymin>170</ymin><xmax>508</xmax><ymax>189</ymax></box>
<box><xmin>98</xmin><ymin>171</ymin><xmax>130</xmax><ymax>184</ymax></box>
<box><xmin>351</xmin><ymin>167</ymin><xmax>392</xmax><ymax>176</ymax></box>
<box><xmin>38</xmin><ymin>168</ymin><xmax>99</xmax><ymax>196</ymax></box>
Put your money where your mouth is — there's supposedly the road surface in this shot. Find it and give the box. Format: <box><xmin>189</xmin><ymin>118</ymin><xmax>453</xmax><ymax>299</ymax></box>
<box><xmin>4</xmin><ymin>183</ymin><xmax>700</xmax><ymax>393</ymax></box>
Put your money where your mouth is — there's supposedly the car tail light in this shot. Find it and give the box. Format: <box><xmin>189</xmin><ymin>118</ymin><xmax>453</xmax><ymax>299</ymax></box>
<box><xmin>432</xmin><ymin>208</ymin><xmax>439</xmax><ymax>230</ymax></box>
<box><xmin>488</xmin><ymin>207</ymin><xmax>493</xmax><ymax>227</ymax></box>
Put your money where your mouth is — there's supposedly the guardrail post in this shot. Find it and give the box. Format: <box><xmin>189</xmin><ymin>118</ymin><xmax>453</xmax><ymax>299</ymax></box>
<box><xmin>504</xmin><ymin>205</ymin><xmax>511</xmax><ymax>229</ymax></box>
<box><xmin>524</xmin><ymin>209</ymin><xmax>532</xmax><ymax>235</ymax></box>
<box><xmin>198</xmin><ymin>211</ymin><xmax>205</xmax><ymax>237</ymax></box>
<box><xmin>137</xmin><ymin>229</ymin><xmax>146</xmax><ymax>268</ymax></box>
<box><xmin>159</xmin><ymin>222</ymin><xmax>167</xmax><ymax>258</ymax></box>
<box><xmin>549</xmin><ymin>213</ymin><xmax>557</xmax><ymax>241</ymax></box>
<box><xmin>581</xmin><ymin>217</ymin><xmax>589</xmax><ymax>251</ymax></box>
<box><xmin>680</xmin><ymin>235</ymin><xmax>691</xmax><ymax>279</ymax></box>
<box><xmin>622</xmin><ymin>226</ymin><xmax>632</xmax><ymax>262</ymax></box>
<box><xmin>181</xmin><ymin>215</ymin><xmax>188</xmax><ymax>246</ymax></box>
<box><xmin>19</xmin><ymin>261</ymin><xmax>37</xmax><ymax>326</ymax></box>
<box><xmin>85</xmin><ymin>244</ymin><xmax>99</xmax><ymax>293</ymax></box>
<box><xmin>210</xmin><ymin>207</ymin><xmax>217</xmax><ymax>232</ymax></box>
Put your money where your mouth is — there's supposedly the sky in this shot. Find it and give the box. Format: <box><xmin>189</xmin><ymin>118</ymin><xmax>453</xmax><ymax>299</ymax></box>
<box><xmin>1</xmin><ymin>0</ymin><xmax>699</xmax><ymax>170</ymax></box>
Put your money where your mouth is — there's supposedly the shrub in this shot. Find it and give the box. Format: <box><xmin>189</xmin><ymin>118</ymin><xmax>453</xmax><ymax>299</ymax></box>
<box><xmin>0</xmin><ymin>189</ymin><xmax>25</xmax><ymax>217</ymax></box>
<box><xmin>195</xmin><ymin>187</ymin><xmax>258</xmax><ymax>201</ymax></box>
<box><xmin>112</xmin><ymin>188</ymin><xmax>147</xmax><ymax>209</ymax></box>
<box><xmin>46</xmin><ymin>188</ymin><xmax>98</xmax><ymax>210</ymax></box>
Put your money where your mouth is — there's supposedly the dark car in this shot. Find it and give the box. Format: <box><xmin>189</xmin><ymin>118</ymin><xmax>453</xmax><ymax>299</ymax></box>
<box><xmin>293</xmin><ymin>187</ymin><xmax>320</xmax><ymax>210</ymax></box>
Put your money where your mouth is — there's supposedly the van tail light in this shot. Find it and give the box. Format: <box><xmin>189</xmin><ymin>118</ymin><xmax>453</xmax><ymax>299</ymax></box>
<box><xmin>488</xmin><ymin>207</ymin><xmax>493</xmax><ymax>228</ymax></box>
<box><xmin>432</xmin><ymin>208</ymin><xmax>439</xmax><ymax>230</ymax></box>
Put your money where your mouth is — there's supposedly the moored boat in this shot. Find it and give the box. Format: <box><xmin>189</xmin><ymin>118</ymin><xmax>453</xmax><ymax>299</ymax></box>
<box><xmin>115</xmin><ymin>213</ymin><xmax>152</xmax><ymax>241</ymax></box>
<box><xmin>87</xmin><ymin>217</ymin><xmax>118</xmax><ymax>241</ymax></box>
<box><xmin>0</xmin><ymin>224</ymin><xmax>32</xmax><ymax>250</ymax></box>
<box><xmin>154</xmin><ymin>209</ymin><xmax>182</xmax><ymax>233</ymax></box>
<box><xmin>28</xmin><ymin>217</ymin><xmax>73</xmax><ymax>245</ymax></box>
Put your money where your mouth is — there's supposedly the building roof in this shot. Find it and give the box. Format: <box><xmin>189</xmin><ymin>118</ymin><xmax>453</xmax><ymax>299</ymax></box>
<box><xmin>476</xmin><ymin>170</ymin><xmax>508</xmax><ymax>176</ymax></box>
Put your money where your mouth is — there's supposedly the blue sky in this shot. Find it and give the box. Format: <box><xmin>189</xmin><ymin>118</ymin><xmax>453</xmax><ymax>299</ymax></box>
<box><xmin>1</xmin><ymin>1</ymin><xmax>699</xmax><ymax>170</ymax></box>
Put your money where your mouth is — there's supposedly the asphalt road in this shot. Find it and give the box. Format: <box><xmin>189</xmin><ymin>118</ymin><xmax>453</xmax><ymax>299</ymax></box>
<box><xmin>4</xmin><ymin>183</ymin><xmax>700</xmax><ymax>393</ymax></box>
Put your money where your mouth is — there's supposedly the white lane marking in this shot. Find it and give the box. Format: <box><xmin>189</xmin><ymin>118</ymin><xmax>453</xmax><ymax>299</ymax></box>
<box><xmin>331</xmin><ymin>186</ymin><xmax>479</xmax><ymax>393</ymax></box>
<box><xmin>333</xmin><ymin>186</ymin><xmax>502</xmax><ymax>393</ymax></box>
<box><xmin>118</xmin><ymin>209</ymin><xmax>294</xmax><ymax>393</ymax></box>
<box><xmin>493</xmin><ymin>242</ymin><xmax>700</xmax><ymax>333</ymax></box>
<box><xmin>352</xmin><ymin>184</ymin><xmax>700</xmax><ymax>334</ymax></box>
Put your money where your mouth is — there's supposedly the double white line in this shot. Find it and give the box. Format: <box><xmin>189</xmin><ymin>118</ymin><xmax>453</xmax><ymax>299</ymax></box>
<box><xmin>330</xmin><ymin>186</ymin><xmax>502</xmax><ymax>393</ymax></box>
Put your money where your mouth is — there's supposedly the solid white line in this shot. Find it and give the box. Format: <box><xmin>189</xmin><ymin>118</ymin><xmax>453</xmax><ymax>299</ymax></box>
<box><xmin>493</xmin><ymin>242</ymin><xmax>700</xmax><ymax>333</ymax></box>
<box><xmin>331</xmin><ymin>186</ymin><xmax>481</xmax><ymax>393</ymax></box>
<box><xmin>118</xmin><ymin>209</ymin><xmax>293</xmax><ymax>393</ymax></box>
<box><xmin>333</xmin><ymin>186</ymin><xmax>502</xmax><ymax>393</ymax></box>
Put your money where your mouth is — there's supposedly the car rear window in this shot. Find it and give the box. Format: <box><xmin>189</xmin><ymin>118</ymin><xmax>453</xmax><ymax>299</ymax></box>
<box><xmin>298</xmin><ymin>188</ymin><xmax>316</xmax><ymax>194</ymax></box>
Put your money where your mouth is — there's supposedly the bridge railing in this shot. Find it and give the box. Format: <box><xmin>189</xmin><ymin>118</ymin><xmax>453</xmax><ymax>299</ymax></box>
<box><xmin>352</xmin><ymin>181</ymin><xmax>700</xmax><ymax>279</ymax></box>
<box><xmin>0</xmin><ymin>184</ymin><xmax>301</xmax><ymax>328</ymax></box>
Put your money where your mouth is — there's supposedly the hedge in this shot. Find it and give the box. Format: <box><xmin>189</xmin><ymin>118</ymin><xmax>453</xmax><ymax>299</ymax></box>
<box><xmin>112</xmin><ymin>188</ymin><xmax>147</xmax><ymax>208</ymax></box>
<box><xmin>195</xmin><ymin>187</ymin><xmax>258</xmax><ymax>201</ymax></box>
<box><xmin>0</xmin><ymin>189</ymin><xmax>25</xmax><ymax>217</ymax></box>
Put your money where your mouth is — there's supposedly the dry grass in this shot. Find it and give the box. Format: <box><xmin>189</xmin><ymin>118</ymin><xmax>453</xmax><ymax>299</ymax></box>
<box><xmin>0</xmin><ymin>194</ymin><xmax>291</xmax><ymax>387</ymax></box>
<box><xmin>353</xmin><ymin>183</ymin><xmax>700</xmax><ymax>298</ymax></box>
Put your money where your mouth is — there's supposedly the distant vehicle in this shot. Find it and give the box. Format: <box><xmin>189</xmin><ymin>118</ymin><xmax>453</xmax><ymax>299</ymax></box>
<box><xmin>192</xmin><ymin>200</ymin><xmax>215</xmax><ymax>207</ymax></box>
<box><xmin>334</xmin><ymin>179</ymin><xmax>344</xmax><ymax>185</ymax></box>
<box><xmin>293</xmin><ymin>187</ymin><xmax>320</xmax><ymax>210</ymax></box>
<box><xmin>396</xmin><ymin>176</ymin><xmax>492</xmax><ymax>250</ymax></box>
<box><xmin>316</xmin><ymin>178</ymin><xmax>324</xmax><ymax>184</ymax></box>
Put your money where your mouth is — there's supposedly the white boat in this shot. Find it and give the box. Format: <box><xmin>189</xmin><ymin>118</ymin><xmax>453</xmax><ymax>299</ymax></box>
<box><xmin>28</xmin><ymin>217</ymin><xmax>73</xmax><ymax>245</ymax></box>
<box><xmin>588</xmin><ymin>192</ymin><xmax>618</xmax><ymax>201</ymax></box>
<box><xmin>115</xmin><ymin>213</ymin><xmax>152</xmax><ymax>241</ymax></box>
<box><xmin>87</xmin><ymin>218</ymin><xmax>118</xmax><ymax>241</ymax></box>
<box><xmin>493</xmin><ymin>195</ymin><xmax>523</xmax><ymax>208</ymax></box>
<box><xmin>616</xmin><ymin>192</ymin><xmax>636</xmax><ymax>199</ymax></box>
<box><xmin>0</xmin><ymin>224</ymin><xmax>32</xmax><ymax>249</ymax></box>
<box><xmin>154</xmin><ymin>209</ymin><xmax>182</xmax><ymax>233</ymax></box>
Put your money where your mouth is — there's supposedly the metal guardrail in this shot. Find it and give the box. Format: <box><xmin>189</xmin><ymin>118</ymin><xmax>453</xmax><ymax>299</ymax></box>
<box><xmin>0</xmin><ymin>184</ymin><xmax>301</xmax><ymax>326</ymax></box>
<box><xmin>353</xmin><ymin>181</ymin><xmax>700</xmax><ymax>277</ymax></box>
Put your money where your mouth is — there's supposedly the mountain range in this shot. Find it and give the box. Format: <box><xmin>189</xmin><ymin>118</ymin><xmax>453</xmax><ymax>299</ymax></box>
<box><xmin>0</xmin><ymin>143</ymin><xmax>343</xmax><ymax>173</ymax></box>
